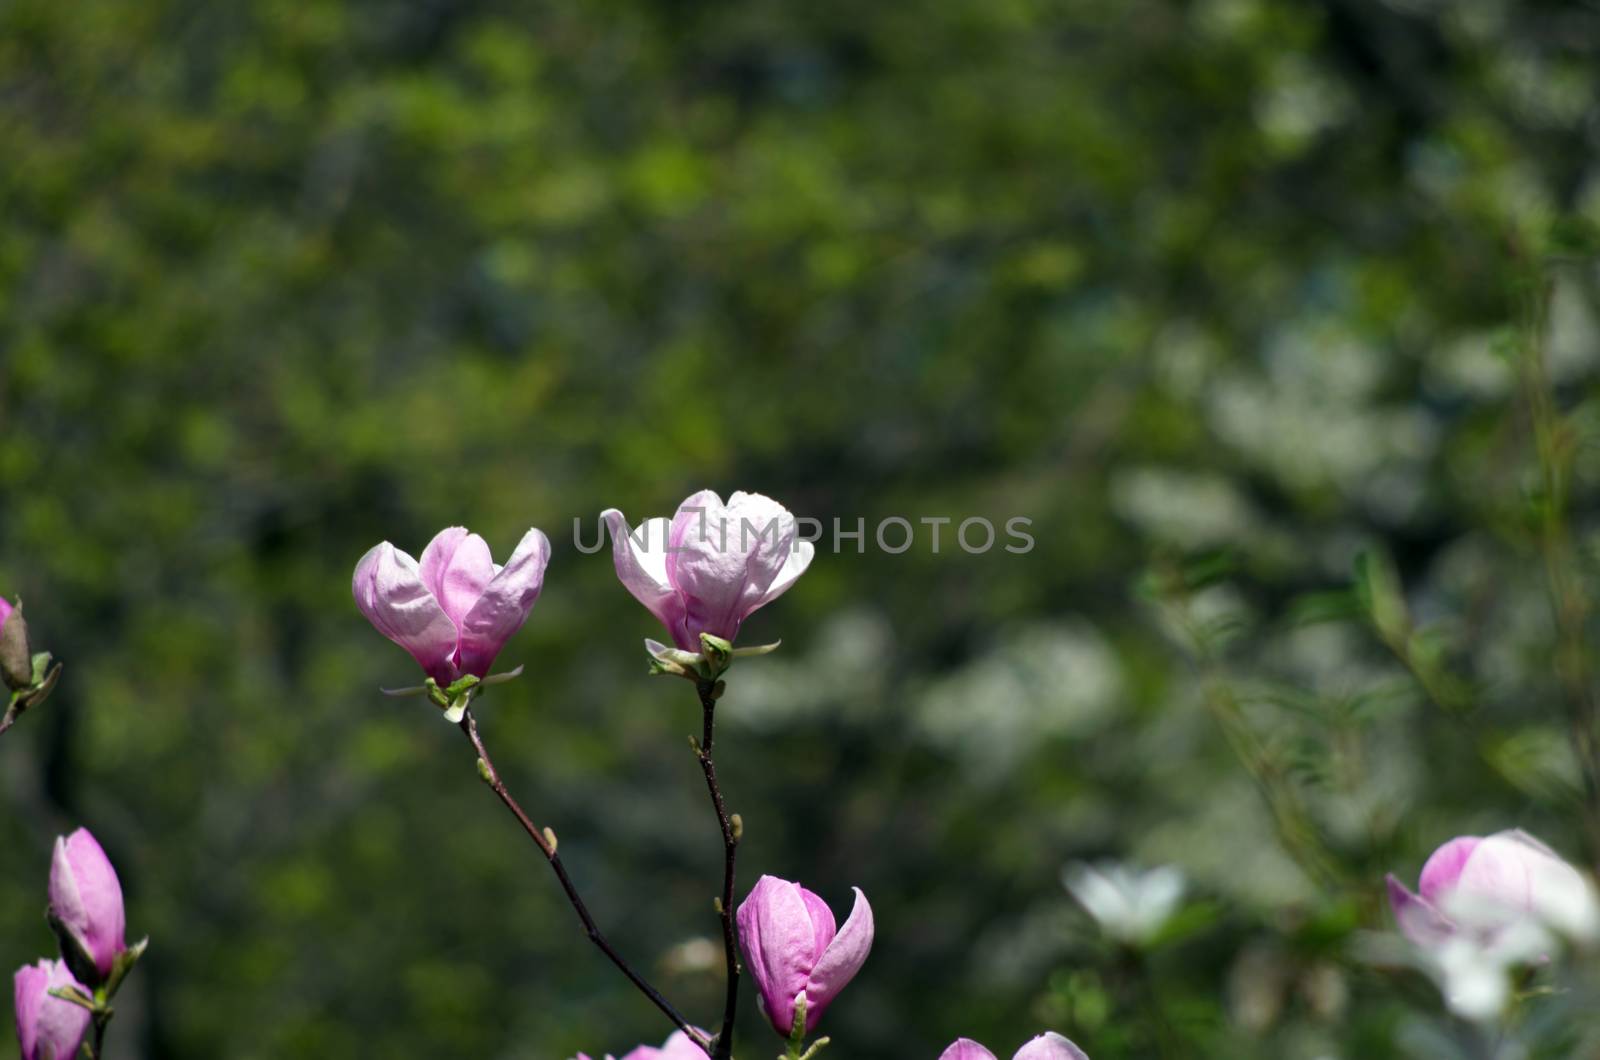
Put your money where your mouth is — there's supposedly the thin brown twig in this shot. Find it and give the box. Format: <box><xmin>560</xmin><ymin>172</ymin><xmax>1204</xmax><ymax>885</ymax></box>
<box><xmin>693</xmin><ymin>678</ymin><xmax>742</xmax><ymax>1060</ymax></box>
<box><xmin>458</xmin><ymin>707</ymin><xmax>712</xmax><ymax>1053</ymax></box>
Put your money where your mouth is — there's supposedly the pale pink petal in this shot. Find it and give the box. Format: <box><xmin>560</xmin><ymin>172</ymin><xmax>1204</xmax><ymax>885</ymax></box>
<box><xmin>457</xmin><ymin>528</ymin><xmax>550</xmax><ymax>677</ymax></box>
<box><xmin>1484</xmin><ymin>831</ymin><xmax>1600</xmax><ymax>939</ymax></box>
<box><xmin>756</xmin><ymin>539</ymin><xmax>814</xmax><ymax>610</ymax></box>
<box><xmin>799</xmin><ymin>886</ymin><xmax>838</xmax><ymax>957</ymax></box>
<box><xmin>605</xmin><ymin>510</ymin><xmax>692</xmax><ymax>648</ymax></box>
<box><xmin>656</xmin><ymin>1030</ymin><xmax>712</xmax><ymax>1058</ymax></box>
<box><xmin>737</xmin><ymin>875</ymin><xmax>817</xmax><ymax>1036</ymax></box>
<box><xmin>1419</xmin><ymin>837</ymin><xmax>1481</xmax><ymax>903</ymax></box>
<box><xmin>802</xmin><ymin>887</ymin><xmax>873</xmax><ymax>1031</ymax></box>
<box><xmin>13</xmin><ymin>960</ymin><xmax>91</xmax><ymax>1060</ymax></box>
<box><xmin>939</xmin><ymin>1040</ymin><xmax>999</xmax><ymax>1060</ymax></box>
<box><xmin>420</xmin><ymin>527</ymin><xmax>496</xmax><ymax>627</ymax></box>
<box><xmin>1387</xmin><ymin>874</ymin><xmax>1454</xmax><ymax>946</ymax></box>
<box><xmin>1012</xmin><ymin>1032</ymin><xmax>1091</xmax><ymax>1060</ymax></box>
<box><xmin>49</xmin><ymin>829</ymin><xmax>125</xmax><ymax>976</ymax></box>
<box><xmin>1454</xmin><ymin>835</ymin><xmax>1536</xmax><ymax>912</ymax></box>
<box><xmin>354</xmin><ymin>542</ymin><xmax>461</xmax><ymax>684</ymax></box>
<box><xmin>669</xmin><ymin>491</ymin><xmax>797</xmax><ymax>644</ymax></box>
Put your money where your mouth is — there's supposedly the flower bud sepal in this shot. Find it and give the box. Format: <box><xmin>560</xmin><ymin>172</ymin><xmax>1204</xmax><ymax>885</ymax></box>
<box><xmin>382</xmin><ymin>665</ymin><xmax>522</xmax><ymax>722</ymax></box>
<box><xmin>781</xmin><ymin>996</ymin><xmax>831</xmax><ymax>1060</ymax></box>
<box><xmin>45</xmin><ymin>982</ymin><xmax>95</xmax><ymax>1011</ymax></box>
<box><xmin>104</xmin><ymin>937</ymin><xmax>148</xmax><ymax>1000</ymax></box>
<box><xmin>642</xmin><ymin>636</ymin><xmax>781</xmax><ymax>683</ymax></box>
<box><xmin>48</xmin><ymin>910</ymin><xmax>106</xmax><ymax>991</ymax></box>
<box><xmin>44</xmin><ymin>914</ymin><xmax>146</xmax><ymax>1002</ymax></box>
<box><xmin>44</xmin><ymin>940</ymin><xmax>144</xmax><ymax>1060</ymax></box>
<box><xmin>0</xmin><ymin>601</ymin><xmax>33</xmax><ymax>689</ymax></box>
<box><xmin>434</xmin><ymin>674</ymin><xmax>478</xmax><ymax>723</ymax></box>
<box><xmin>0</xmin><ymin>651</ymin><xmax>64</xmax><ymax>736</ymax></box>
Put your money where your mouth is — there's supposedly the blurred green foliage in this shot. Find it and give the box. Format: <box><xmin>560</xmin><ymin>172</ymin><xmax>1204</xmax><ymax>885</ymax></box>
<box><xmin>3</xmin><ymin>0</ymin><xmax>1600</xmax><ymax>1056</ymax></box>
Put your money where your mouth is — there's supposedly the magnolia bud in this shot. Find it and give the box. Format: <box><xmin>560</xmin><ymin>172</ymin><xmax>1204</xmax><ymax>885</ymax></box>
<box><xmin>12</xmin><ymin>960</ymin><xmax>92</xmax><ymax>1060</ymax></box>
<box><xmin>736</xmin><ymin>875</ymin><xmax>873</xmax><ymax>1039</ymax></box>
<box><xmin>48</xmin><ymin>829</ymin><xmax>127</xmax><ymax>984</ymax></box>
<box><xmin>0</xmin><ymin>598</ymin><xmax>32</xmax><ymax>691</ymax></box>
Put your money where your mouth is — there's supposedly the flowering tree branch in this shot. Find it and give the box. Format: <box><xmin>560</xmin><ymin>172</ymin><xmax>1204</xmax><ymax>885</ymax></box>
<box><xmin>459</xmin><ymin>706</ymin><xmax>712</xmax><ymax>1053</ymax></box>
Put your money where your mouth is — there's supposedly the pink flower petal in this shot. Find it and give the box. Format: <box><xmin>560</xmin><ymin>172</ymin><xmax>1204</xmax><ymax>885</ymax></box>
<box><xmin>353</xmin><ymin>542</ymin><xmax>461</xmax><ymax>684</ymax></box>
<box><xmin>604</xmin><ymin>511</ymin><xmax>691</xmax><ymax>648</ymax></box>
<box><xmin>1387</xmin><ymin>873</ymin><xmax>1455</xmax><ymax>946</ymax></box>
<box><xmin>1419</xmin><ymin>836</ymin><xmax>1481</xmax><ymax>904</ymax></box>
<box><xmin>802</xmin><ymin>886</ymin><xmax>873</xmax><ymax>1032</ymax></box>
<box><xmin>457</xmin><ymin>528</ymin><xmax>550</xmax><ymax>677</ymax></box>
<box><xmin>420</xmin><ymin>527</ymin><xmax>496</xmax><ymax>627</ymax></box>
<box><xmin>736</xmin><ymin>875</ymin><xmax>817</xmax><ymax>1036</ymax></box>
<box><xmin>1012</xmin><ymin>1032</ymin><xmax>1091</xmax><ymax>1060</ymax></box>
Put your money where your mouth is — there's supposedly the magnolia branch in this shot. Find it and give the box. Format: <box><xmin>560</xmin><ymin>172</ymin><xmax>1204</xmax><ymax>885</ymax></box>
<box><xmin>693</xmin><ymin>677</ymin><xmax>742</xmax><ymax>1060</ymax></box>
<box><xmin>459</xmin><ymin>707</ymin><xmax>712</xmax><ymax>1053</ymax></box>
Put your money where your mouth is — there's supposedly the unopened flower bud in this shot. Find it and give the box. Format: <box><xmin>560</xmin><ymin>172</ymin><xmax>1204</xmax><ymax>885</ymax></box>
<box><xmin>737</xmin><ymin>875</ymin><xmax>873</xmax><ymax>1039</ymax></box>
<box><xmin>48</xmin><ymin>829</ymin><xmax>127</xmax><ymax>984</ymax></box>
<box><xmin>12</xmin><ymin>959</ymin><xmax>92</xmax><ymax>1060</ymax></box>
<box><xmin>0</xmin><ymin>597</ymin><xmax>32</xmax><ymax>691</ymax></box>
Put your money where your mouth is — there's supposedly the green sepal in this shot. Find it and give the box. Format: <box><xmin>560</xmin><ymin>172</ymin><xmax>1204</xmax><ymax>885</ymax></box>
<box><xmin>2</xmin><ymin>654</ymin><xmax>63</xmax><ymax>732</ymax></box>
<box><xmin>104</xmin><ymin>937</ymin><xmax>148</xmax><ymax>1000</ymax></box>
<box><xmin>787</xmin><ymin>994</ymin><xmax>808</xmax><ymax>1053</ymax></box>
<box><xmin>698</xmin><ymin>633</ymin><xmax>733</xmax><ymax>674</ymax></box>
<box><xmin>440</xmin><ymin>675</ymin><xmax>480</xmax><ymax>721</ymax></box>
<box><xmin>779</xmin><ymin>994</ymin><xmax>831</xmax><ymax>1059</ymax></box>
<box><xmin>47</xmin><ymin>985</ymin><xmax>96</xmax><ymax>1012</ymax></box>
<box><xmin>478</xmin><ymin>665</ymin><xmax>524</xmax><ymax>686</ymax></box>
<box><xmin>644</xmin><ymin>640</ymin><xmax>702</xmax><ymax>680</ymax></box>
<box><xmin>648</xmin><ymin>655</ymin><xmax>692</xmax><ymax>678</ymax></box>
<box><xmin>796</xmin><ymin>1037</ymin><xmax>831</xmax><ymax>1060</ymax></box>
<box><xmin>731</xmin><ymin>639</ymin><xmax>782</xmax><ymax>658</ymax></box>
<box><xmin>424</xmin><ymin>678</ymin><xmax>450</xmax><ymax>709</ymax></box>
<box><xmin>442</xmin><ymin>695</ymin><xmax>472</xmax><ymax>724</ymax></box>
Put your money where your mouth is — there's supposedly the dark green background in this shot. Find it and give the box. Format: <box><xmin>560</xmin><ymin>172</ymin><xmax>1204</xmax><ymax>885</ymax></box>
<box><xmin>4</xmin><ymin>0</ymin><xmax>1600</xmax><ymax>1056</ymax></box>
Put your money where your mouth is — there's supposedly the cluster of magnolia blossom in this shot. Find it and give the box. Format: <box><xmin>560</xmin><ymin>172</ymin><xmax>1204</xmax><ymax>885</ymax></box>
<box><xmin>351</xmin><ymin>490</ymin><xmax>1088</xmax><ymax>1058</ymax></box>
<box><xmin>11</xmin><ymin>830</ymin><xmax>143</xmax><ymax>1060</ymax></box>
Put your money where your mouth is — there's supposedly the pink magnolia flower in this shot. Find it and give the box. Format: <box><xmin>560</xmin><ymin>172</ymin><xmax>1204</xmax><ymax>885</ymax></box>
<box><xmin>736</xmin><ymin>875</ymin><xmax>873</xmax><ymax>1038</ymax></box>
<box><xmin>49</xmin><ymin>828</ymin><xmax>126</xmax><ymax>980</ymax></box>
<box><xmin>353</xmin><ymin>526</ymin><xmax>551</xmax><ymax>685</ymax></box>
<box><xmin>603</xmin><ymin>490</ymin><xmax>813</xmax><ymax>651</ymax></box>
<box><xmin>574</xmin><ymin>1029</ymin><xmax>710</xmax><ymax>1060</ymax></box>
<box><xmin>0</xmin><ymin>596</ymin><xmax>12</xmax><ymax>634</ymax></box>
<box><xmin>940</xmin><ymin>1034</ymin><xmax>1090</xmax><ymax>1060</ymax></box>
<box><xmin>13</xmin><ymin>959</ymin><xmax>92</xmax><ymax>1060</ymax></box>
<box><xmin>1386</xmin><ymin>829</ymin><xmax>1600</xmax><ymax>947</ymax></box>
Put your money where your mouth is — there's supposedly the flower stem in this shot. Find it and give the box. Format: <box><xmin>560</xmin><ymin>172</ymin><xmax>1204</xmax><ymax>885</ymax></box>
<box><xmin>82</xmin><ymin>1008</ymin><xmax>110</xmax><ymax>1059</ymax></box>
<box><xmin>458</xmin><ymin>706</ymin><xmax>711</xmax><ymax>1053</ymax></box>
<box><xmin>694</xmin><ymin>676</ymin><xmax>742</xmax><ymax>1060</ymax></box>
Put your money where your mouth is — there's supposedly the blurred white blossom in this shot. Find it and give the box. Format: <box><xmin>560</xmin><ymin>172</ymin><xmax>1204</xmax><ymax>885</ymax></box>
<box><xmin>1063</xmin><ymin>862</ymin><xmax>1186</xmax><ymax>946</ymax></box>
